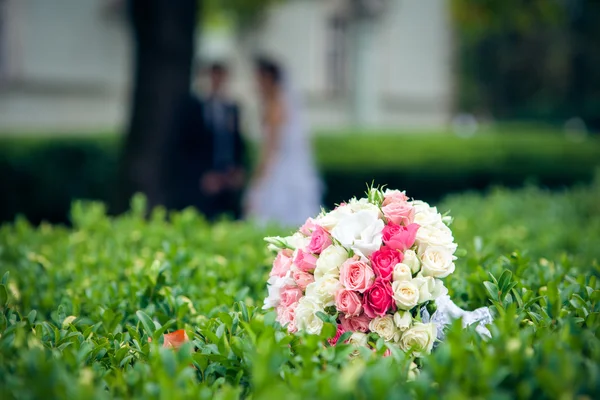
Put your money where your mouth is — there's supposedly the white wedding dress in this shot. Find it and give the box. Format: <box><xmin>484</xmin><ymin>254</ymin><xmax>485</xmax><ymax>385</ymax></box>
<box><xmin>246</xmin><ymin>79</ymin><xmax>323</xmax><ymax>227</ymax></box>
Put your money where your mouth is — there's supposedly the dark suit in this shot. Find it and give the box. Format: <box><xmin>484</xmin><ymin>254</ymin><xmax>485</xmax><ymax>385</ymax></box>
<box><xmin>165</xmin><ymin>93</ymin><xmax>246</xmax><ymax>219</ymax></box>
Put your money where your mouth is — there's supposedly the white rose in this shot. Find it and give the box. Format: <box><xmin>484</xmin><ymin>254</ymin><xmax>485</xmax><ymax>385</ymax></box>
<box><xmin>393</xmin><ymin>311</ymin><xmax>412</xmax><ymax>332</ymax></box>
<box><xmin>304</xmin><ymin>276</ymin><xmax>342</xmax><ymax>307</ymax></box>
<box><xmin>347</xmin><ymin>332</ymin><xmax>369</xmax><ymax>358</ymax></box>
<box><xmin>415</xmin><ymin>224</ymin><xmax>457</xmax><ymax>255</ymax></box>
<box><xmin>348</xmin><ymin>198</ymin><xmax>382</xmax><ymax>215</ymax></box>
<box><xmin>402</xmin><ymin>249</ymin><xmax>421</xmax><ymax>274</ymax></box>
<box><xmin>392</xmin><ymin>280</ymin><xmax>420</xmax><ymax>310</ymax></box>
<box><xmin>411</xmin><ymin>201</ymin><xmax>443</xmax><ymax>227</ymax></box>
<box><xmin>347</xmin><ymin>332</ymin><xmax>369</xmax><ymax>347</ymax></box>
<box><xmin>399</xmin><ymin>322</ymin><xmax>436</xmax><ymax>357</ymax></box>
<box><xmin>392</xmin><ymin>263</ymin><xmax>412</xmax><ymax>282</ymax></box>
<box><xmin>316</xmin><ymin>205</ymin><xmax>353</xmax><ymax>231</ymax></box>
<box><xmin>411</xmin><ymin>201</ymin><xmax>457</xmax><ymax>254</ymax></box>
<box><xmin>313</xmin><ymin>245</ymin><xmax>348</xmax><ymax>280</ymax></box>
<box><xmin>289</xmin><ymin>232</ymin><xmax>311</xmax><ymax>250</ymax></box>
<box><xmin>295</xmin><ymin>297</ymin><xmax>324</xmax><ymax>335</ymax></box>
<box><xmin>412</xmin><ymin>275</ymin><xmax>447</xmax><ymax>303</ymax></box>
<box><xmin>420</xmin><ymin>246</ymin><xmax>456</xmax><ymax>278</ymax></box>
<box><xmin>262</xmin><ymin>273</ymin><xmax>294</xmax><ymax>310</ymax></box>
<box><xmin>331</xmin><ymin>209</ymin><xmax>384</xmax><ymax>258</ymax></box>
<box><xmin>369</xmin><ymin>315</ymin><xmax>399</xmax><ymax>342</ymax></box>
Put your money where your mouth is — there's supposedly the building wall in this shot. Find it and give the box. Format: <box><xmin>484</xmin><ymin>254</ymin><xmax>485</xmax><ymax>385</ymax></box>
<box><xmin>378</xmin><ymin>0</ymin><xmax>452</xmax><ymax>126</ymax></box>
<box><xmin>0</xmin><ymin>0</ymin><xmax>131</xmax><ymax>132</ymax></box>
<box><xmin>246</xmin><ymin>0</ymin><xmax>452</xmax><ymax>129</ymax></box>
<box><xmin>0</xmin><ymin>0</ymin><xmax>452</xmax><ymax>132</ymax></box>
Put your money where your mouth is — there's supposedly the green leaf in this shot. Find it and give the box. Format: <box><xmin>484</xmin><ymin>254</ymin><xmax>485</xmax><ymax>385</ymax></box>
<box><xmin>0</xmin><ymin>284</ymin><xmax>8</xmax><ymax>306</ymax></box>
<box><xmin>512</xmin><ymin>287</ymin><xmax>524</xmax><ymax>308</ymax></box>
<box><xmin>498</xmin><ymin>270</ymin><xmax>513</xmax><ymax>292</ymax></box>
<box><xmin>337</xmin><ymin>331</ymin><xmax>352</xmax><ymax>344</ymax></box>
<box><xmin>119</xmin><ymin>355</ymin><xmax>134</xmax><ymax>368</ymax></box>
<box><xmin>27</xmin><ymin>310</ymin><xmax>37</xmax><ymax>324</ymax></box>
<box><xmin>237</xmin><ymin>301</ymin><xmax>250</xmax><ymax>322</ymax></box>
<box><xmin>215</xmin><ymin>323</ymin><xmax>226</xmax><ymax>339</ymax></box>
<box><xmin>1</xmin><ymin>272</ymin><xmax>9</xmax><ymax>285</ymax></box>
<box><xmin>316</xmin><ymin>311</ymin><xmax>334</xmax><ymax>324</ymax></box>
<box><xmin>136</xmin><ymin>310</ymin><xmax>156</xmax><ymax>337</ymax></box>
<box><xmin>231</xmin><ymin>315</ymin><xmax>239</xmax><ymax>335</ymax></box>
<box><xmin>483</xmin><ymin>281</ymin><xmax>499</xmax><ymax>302</ymax></box>
<box><xmin>193</xmin><ymin>353</ymin><xmax>209</xmax><ymax>372</ymax></box>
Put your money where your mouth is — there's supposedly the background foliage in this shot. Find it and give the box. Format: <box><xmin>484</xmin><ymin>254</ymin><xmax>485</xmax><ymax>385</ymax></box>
<box><xmin>451</xmin><ymin>0</ymin><xmax>600</xmax><ymax>129</ymax></box>
<box><xmin>1</xmin><ymin>180</ymin><xmax>599</xmax><ymax>399</ymax></box>
<box><xmin>1</xmin><ymin>129</ymin><xmax>599</xmax><ymax>224</ymax></box>
<box><xmin>202</xmin><ymin>0</ymin><xmax>282</xmax><ymax>29</ymax></box>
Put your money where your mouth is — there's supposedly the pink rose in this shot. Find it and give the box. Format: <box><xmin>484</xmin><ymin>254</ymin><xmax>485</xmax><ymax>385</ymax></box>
<box><xmin>339</xmin><ymin>258</ymin><xmax>375</xmax><ymax>293</ymax></box>
<box><xmin>287</xmin><ymin>321</ymin><xmax>298</xmax><ymax>333</ymax></box>
<box><xmin>270</xmin><ymin>249</ymin><xmax>293</xmax><ymax>277</ymax></box>
<box><xmin>335</xmin><ymin>289</ymin><xmax>363</xmax><ymax>317</ymax></box>
<box><xmin>382</xmin><ymin>190</ymin><xmax>408</xmax><ymax>206</ymax></box>
<box><xmin>339</xmin><ymin>314</ymin><xmax>371</xmax><ymax>333</ymax></box>
<box><xmin>276</xmin><ymin>304</ymin><xmax>286</xmax><ymax>323</ymax></box>
<box><xmin>370</xmin><ymin>246</ymin><xmax>403</xmax><ymax>282</ymax></box>
<box><xmin>382</xmin><ymin>202</ymin><xmax>415</xmax><ymax>226</ymax></box>
<box><xmin>280</xmin><ymin>286</ymin><xmax>303</xmax><ymax>307</ymax></box>
<box><xmin>300</xmin><ymin>218</ymin><xmax>318</xmax><ymax>236</ymax></box>
<box><xmin>276</xmin><ymin>302</ymin><xmax>298</xmax><ymax>333</ymax></box>
<box><xmin>307</xmin><ymin>226</ymin><xmax>332</xmax><ymax>254</ymax></box>
<box><xmin>328</xmin><ymin>324</ymin><xmax>346</xmax><ymax>346</ymax></box>
<box><xmin>293</xmin><ymin>250</ymin><xmax>317</xmax><ymax>272</ymax></box>
<box><xmin>363</xmin><ymin>279</ymin><xmax>395</xmax><ymax>318</ymax></box>
<box><xmin>382</xmin><ymin>222</ymin><xmax>419</xmax><ymax>252</ymax></box>
<box><xmin>292</xmin><ymin>270</ymin><xmax>315</xmax><ymax>291</ymax></box>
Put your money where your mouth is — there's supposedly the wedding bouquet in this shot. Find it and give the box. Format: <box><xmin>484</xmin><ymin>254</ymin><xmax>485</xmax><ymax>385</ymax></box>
<box><xmin>263</xmin><ymin>187</ymin><xmax>461</xmax><ymax>358</ymax></box>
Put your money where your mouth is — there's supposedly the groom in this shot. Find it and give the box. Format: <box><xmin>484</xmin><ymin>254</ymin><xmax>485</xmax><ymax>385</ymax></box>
<box><xmin>167</xmin><ymin>62</ymin><xmax>246</xmax><ymax>219</ymax></box>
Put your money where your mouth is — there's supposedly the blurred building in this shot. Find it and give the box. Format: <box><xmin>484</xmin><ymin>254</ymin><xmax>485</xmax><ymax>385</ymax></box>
<box><xmin>0</xmin><ymin>0</ymin><xmax>452</xmax><ymax>133</ymax></box>
<box><xmin>207</xmin><ymin>0</ymin><xmax>453</xmax><ymax>131</ymax></box>
<box><xmin>0</xmin><ymin>0</ymin><xmax>130</xmax><ymax>132</ymax></box>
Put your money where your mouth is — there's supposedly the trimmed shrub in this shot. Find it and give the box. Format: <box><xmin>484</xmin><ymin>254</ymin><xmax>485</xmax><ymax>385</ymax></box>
<box><xmin>1</xmin><ymin>131</ymin><xmax>599</xmax><ymax>223</ymax></box>
<box><xmin>0</xmin><ymin>182</ymin><xmax>599</xmax><ymax>399</ymax></box>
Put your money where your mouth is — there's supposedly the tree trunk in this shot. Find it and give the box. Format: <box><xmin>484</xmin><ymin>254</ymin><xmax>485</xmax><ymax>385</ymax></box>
<box><xmin>118</xmin><ymin>0</ymin><xmax>197</xmax><ymax>212</ymax></box>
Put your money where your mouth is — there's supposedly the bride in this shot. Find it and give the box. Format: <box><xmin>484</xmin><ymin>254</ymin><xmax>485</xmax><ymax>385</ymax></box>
<box><xmin>244</xmin><ymin>57</ymin><xmax>323</xmax><ymax>227</ymax></box>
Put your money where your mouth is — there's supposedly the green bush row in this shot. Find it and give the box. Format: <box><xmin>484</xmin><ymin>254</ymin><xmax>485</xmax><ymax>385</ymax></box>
<box><xmin>1</xmin><ymin>130</ymin><xmax>599</xmax><ymax>223</ymax></box>
<box><xmin>1</xmin><ymin>182</ymin><xmax>599</xmax><ymax>399</ymax></box>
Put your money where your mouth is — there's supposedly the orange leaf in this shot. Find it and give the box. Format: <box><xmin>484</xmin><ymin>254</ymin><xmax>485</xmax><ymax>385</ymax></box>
<box><xmin>162</xmin><ymin>329</ymin><xmax>189</xmax><ymax>349</ymax></box>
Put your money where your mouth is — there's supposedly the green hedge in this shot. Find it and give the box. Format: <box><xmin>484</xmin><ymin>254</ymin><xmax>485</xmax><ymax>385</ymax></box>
<box><xmin>1</xmin><ymin>183</ymin><xmax>599</xmax><ymax>399</ymax></box>
<box><xmin>1</xmin><ymin>130</ymin><xmax>599</xmax><ymax>223</ymax></box>
<box><xmin>0</xmin><ymin>135</ymin><xmax>118</xmax><ymax>223</ymax></box>
<box><xmin>317</xmin><ymin>131</ymin><xmax>600</xmax><ymax>207</ymax></box>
